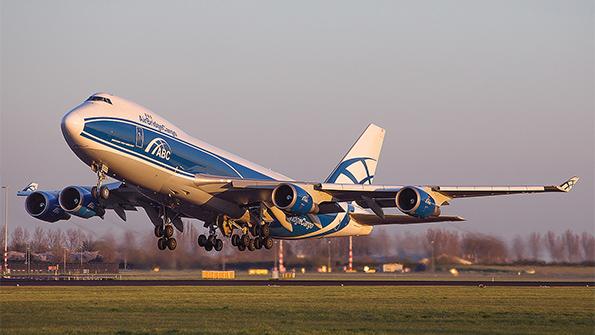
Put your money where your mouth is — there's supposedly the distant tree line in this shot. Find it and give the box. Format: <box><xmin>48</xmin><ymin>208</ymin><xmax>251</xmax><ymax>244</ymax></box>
<box><xmin>1</xmin><ymin>224</ymin><xmax>594</xmax><ymax>269</ymax></box>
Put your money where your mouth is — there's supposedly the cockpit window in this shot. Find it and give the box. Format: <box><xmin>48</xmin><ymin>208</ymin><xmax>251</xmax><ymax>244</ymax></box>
<box><xmin>86</xmin><ymin>96</ymin><xmax>112</xmax><ymax>105</ymax></box>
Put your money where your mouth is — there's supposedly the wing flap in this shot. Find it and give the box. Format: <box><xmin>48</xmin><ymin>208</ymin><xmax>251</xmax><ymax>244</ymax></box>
<box><xmin>351</xmin><ymin>213</ymin><xmax>465</xmax><ymax>226</ymax></box>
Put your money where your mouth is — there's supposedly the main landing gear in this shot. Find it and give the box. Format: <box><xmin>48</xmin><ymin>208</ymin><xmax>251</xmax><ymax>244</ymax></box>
<box><xmin>197</xmin><ymin>234</ymin><xmax>223</xmax><ymax>252</ymax></box>
<box><xmin>230</xmin><ymin>221</ymin><xmax>273</xmax><ymax>252</ymax></box>
<box><xmin>197</xmin><ymin>218</ymin><xmax>224</xmax><ymax>252</ymax></box>
<box><xmin>154</xmin><ymin>209</ymin><xmax>177</xmax><ymax>251</ymax></box>
<box><xmin>155</xmin><ymin>223</ymin><xmax>177</xmax><ymax>251</ymax></box>
<box><xmin>196</xmin><ymin>215</ymin><xmax>274</xmax><ymax>253</ymax></box>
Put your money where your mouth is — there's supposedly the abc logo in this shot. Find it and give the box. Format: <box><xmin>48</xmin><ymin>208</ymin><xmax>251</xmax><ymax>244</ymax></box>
<box><xmin>144</xmin><ymin>138</ymin><xmax>172</xmax><ymax>160</ymax></box>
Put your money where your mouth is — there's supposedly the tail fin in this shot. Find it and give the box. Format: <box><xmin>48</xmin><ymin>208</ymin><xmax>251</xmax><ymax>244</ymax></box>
<box><xmin>325</xmin><ymin>124</ymin><xmax>385</xmax><ymax>184</ymax></box>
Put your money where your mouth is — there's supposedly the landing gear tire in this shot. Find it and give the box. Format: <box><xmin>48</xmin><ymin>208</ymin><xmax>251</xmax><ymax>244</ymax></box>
<box><xmin>91</xmin><ymin>186</ymin><xmax>99</xmax><ymax>199</ymax></box>
<box><xmin>249</xmin><ymin>224</ymin><xmax>259</xmax><ymax>237</ymax></box>
<box><xmin>167</xmin><ymin>238</ymin><xmax>177</xmax><ymax>250</ymax></box>
<box><xmin>247</xmin><ymin>238</ymin><xmax>255</xmax><ymax>251</ymax></box>
<box><xmin>214</xmin><ymin>239</ymin><xmax>223</xmax><ymax>251</ymax></box>
<box><xmin>205</xmin><ymin>241</ymin><xmax>213</xmax><ymax>251</ymax></box>
<box><xmin>155</xmin><ymin>226</ymin><xmax>163</xmax><ymax>238</ymax></box>
<box><xmin>198</xmin><ymin>234</ymin><xmax>207</xmax><ymax>247</ymax></box>
<box><xmin>263</xmin><ymin>237</ymin><xmax>274</xmax><ymax>250</ymax></box>
<box><xmin>157</xmin><ymin>238</ymin><xmax>167</xmax><ymax>250</ymax></box>
<box><xmin>260</xmin><ymin>224</ymin><xmax>270</xmax><ymax>238</ymax></box>
<box><xmin>208</xmin><ymin>235</ymin><xmax>216</xmax><ymax>245</ymax></box>
<box><xmin>164</xmin><ymin>225</ymin><xmax>174</xmax><ymax>238</ymax></box>
<box><xmin>241</xmin><ymin>234</ymin><xmax>250</xmax><ymax>247</ymax></box>
<box><xmin>238</xmin><ymin>242</ymin><xmax>246</xmax><ymax>251</ymax></box>
<box><xmin>99</xmin><ymin>185</ymin><xmax>110</xmax><ymax>200</ymax></box>
<box><xmin>254</xmin><ymin>237</ymin><xmax>262</xmax><ymax>250</ymax></box>
<box><xmin>231</xmin><ymin>234</ymin><xmax>240</xmax><ymax>246</ymax></box>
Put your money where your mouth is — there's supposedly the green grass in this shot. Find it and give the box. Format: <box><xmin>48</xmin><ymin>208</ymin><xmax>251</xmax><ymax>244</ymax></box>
<box><xmin>1</xmin><ymin>286</ymin><xmax>594</xmax><ymax>334</ymax></box>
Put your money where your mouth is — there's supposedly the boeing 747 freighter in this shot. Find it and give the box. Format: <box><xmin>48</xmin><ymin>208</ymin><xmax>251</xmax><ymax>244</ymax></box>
<box><xmin>18</xmin><ymin>93</ymin><xmax>579</xmax><ymax>252</ymax></box>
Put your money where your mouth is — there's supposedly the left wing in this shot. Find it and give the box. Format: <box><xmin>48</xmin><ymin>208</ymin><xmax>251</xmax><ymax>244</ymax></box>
<box><xmin>195</xmin><ymin>174</ymin><xmax>579</xmax><ymax>221</ymax></box>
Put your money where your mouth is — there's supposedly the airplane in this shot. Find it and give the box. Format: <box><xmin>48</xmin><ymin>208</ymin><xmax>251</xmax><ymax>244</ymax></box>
<box><xmin>17</xmin><ymin>93</ymin><xmax>580</xmax><ymax>252</ymax></box>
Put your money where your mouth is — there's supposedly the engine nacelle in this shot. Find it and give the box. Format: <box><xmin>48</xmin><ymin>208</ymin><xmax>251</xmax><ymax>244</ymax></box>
<box><xmin>59</xmin><ymin>186</ymin><xmax>105</xmax><ymax>218</ymax></box>
<box><xmin>25</xmin><ymin>191</ymin><xmax>71</xmax><ymax>223</ymax></box>
<box><xmin>272</xmin><ymin>183</ymin><xmax>319</xmax><ymax>215</ymax></box>
<box><xmin>396</xmin><ymin>186</ymin><xmax>441</xmax><ymax>218</ymax></box>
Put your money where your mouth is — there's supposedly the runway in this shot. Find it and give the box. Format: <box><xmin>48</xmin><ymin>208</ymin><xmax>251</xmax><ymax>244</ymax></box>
<box><xmin>1</xmin><ymin>278</ymin><xmax>592</xmax><ymax>287</ymax></box>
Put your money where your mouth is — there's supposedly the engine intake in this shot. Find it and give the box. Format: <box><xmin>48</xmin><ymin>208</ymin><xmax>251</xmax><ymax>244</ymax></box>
<box><xmin>272</xmin><ymin>184</ymin><xmax>318</xmax><ymax>215</ymax></box>
<box><xmin>25</xmin><ymin>191</ymin><xmax>70</xmax><ymax>223</ymax></box>
<box><xmin>59</xmin><ymin>186</ymin><xmax>105</xmax><ymax>218</ymax></box>
<box><xmin>396</xmin><ymin>186</ymin><xmax>440</xmax><ymax>218</ymax></box>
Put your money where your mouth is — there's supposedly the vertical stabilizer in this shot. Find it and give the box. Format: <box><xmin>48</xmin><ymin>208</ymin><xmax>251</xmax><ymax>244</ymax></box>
<box><xmin>325</xmin><ymin>124</ymin><xmax>385</xmax><ymax>184</ymax></box>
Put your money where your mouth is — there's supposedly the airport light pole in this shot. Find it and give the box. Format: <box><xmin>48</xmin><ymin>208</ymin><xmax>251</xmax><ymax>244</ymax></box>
<box><xmin>26</xmin><ymin>245</ymin><xmax>31</xmax><ymax>275</ymax></box>
<box><xmin>63</xmin><ymin>247</ymin><xmax>68</xmax><ymax>275</ymax></box>
<box><xmin>349</xmin><ymin>236</ymin><xmax>354</xmax><ymax>271</ymax></box>
<box><xmin>327</xmin><ymin>240</ymin><xmax>331</xmax><ymax>273</ymax></box>
<box><xmin>279</xmin><ymin>240</ymin><xmax>284</xmax><ymax>273</ymax></box>
<box><xmin>430</xmin><ymin>240</ymin><xmax>435</xmax><ymax>273</ymax></box>
<box><xmin>273</xmin><ymin>241</ymin><xmax>278</xmax><ymax>273</ymax></box>
<box><xmin>2</xmin><ymin>186</ymin><xmax>8</xmax><ymax>275</ymax></box>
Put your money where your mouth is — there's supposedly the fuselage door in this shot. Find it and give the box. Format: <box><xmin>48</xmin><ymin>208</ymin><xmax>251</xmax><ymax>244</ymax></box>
<box><xmin>135</xmin><ymin>127</ymin><xmax>144</xmax><ymax>148</ymax></box>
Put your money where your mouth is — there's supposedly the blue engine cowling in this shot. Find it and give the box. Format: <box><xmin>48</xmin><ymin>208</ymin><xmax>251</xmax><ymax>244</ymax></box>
<box><xmin>396</xmin><ymin>186</ymin><xmax>441</xmax><ymax>218</ymax></box>
<box><xmin>25</xmin><ymin>191</ymin><xmax>71</xmax><ymax>223</ymax></box>
<box><xmin>272</xmin><ymin>184</ymin><xmax>318</xmax><ymax>215</ymax></box>
<box><xmin>58</xmin><ymin>186</ymin><xmax>105</xmax><ymax>218</ymax></box>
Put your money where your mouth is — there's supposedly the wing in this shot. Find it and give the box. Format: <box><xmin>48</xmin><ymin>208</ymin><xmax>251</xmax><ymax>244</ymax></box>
<box><xmin>431</xmin><ymin>176</ymin><xmax>580</xmax><ymax>198</ymax></box>
<box><xmin>350</xmin><ymin>213</ymin><xmax>465</xmax><ymax>225</ymax></box>
<box><xmin>195</xmin><ymin>174</ymin><xmax>579</xmax><ymax>220</ymax></box>
<box><xmin>17</xmin><ymin>182</ymin><xmax>163</xmax><ymax>224</ymax></box>
<box><xmin>197</xmin><ymin>173</ymin><xmax>579</xmax><ymax>204</ymax></box>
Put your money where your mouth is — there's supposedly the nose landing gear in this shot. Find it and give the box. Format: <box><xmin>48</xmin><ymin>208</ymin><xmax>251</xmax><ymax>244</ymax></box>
<box><xmin>90</xmin><ymin>163</ymin><xmax>110</xmax><ymax>200</ymax></box>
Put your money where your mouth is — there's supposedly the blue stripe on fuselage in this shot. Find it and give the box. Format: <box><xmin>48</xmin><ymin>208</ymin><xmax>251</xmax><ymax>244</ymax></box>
<box><xmin>81</xmin><ymin>117</ymin><xmax>275</xmax><ymax>181</ymax></box>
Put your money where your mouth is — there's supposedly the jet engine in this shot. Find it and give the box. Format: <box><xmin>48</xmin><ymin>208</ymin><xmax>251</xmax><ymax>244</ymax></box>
<box><xmin>395</xmin><ymin>186</ymin><xmax>441</xmax><ymax>218</ymax></box>
<box><xmin>25</xmin><ymin>191</ymin><xmax>71</xmax><ymax>223</ymax></box>
<box><xmin>272</xmin><ymin>183</ymin><xmax>319</xmax><ymax>215</ymax></box>
<box><xmin>59</xmin><ymin>186</ymin><xmax>105</xmax><ymax>218</ymax></box>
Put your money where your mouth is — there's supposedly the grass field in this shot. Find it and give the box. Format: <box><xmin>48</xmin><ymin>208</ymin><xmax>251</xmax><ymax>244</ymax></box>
<box><xmin>1</xmin><ymin>286</ymin><xmax>594</xmax><ymax>335</ymax></box>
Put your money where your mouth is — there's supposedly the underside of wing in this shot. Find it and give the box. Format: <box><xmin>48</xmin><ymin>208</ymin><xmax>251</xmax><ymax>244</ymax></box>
<box><xmin>351</xmin><ymin>213</ymin><xmax>465</xmax><ymax>226</ymax></box>
<box><xmin>432</xmin><ymin>176</ymin><xmax>580</xmax><ymax>198</ymax></box>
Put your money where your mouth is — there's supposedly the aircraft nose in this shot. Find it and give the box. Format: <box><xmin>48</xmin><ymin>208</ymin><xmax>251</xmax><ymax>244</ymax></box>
<box><xmin>61</xmin><ymin>108</ymin><xmax>85</xmax><ymax>146</ymax></box>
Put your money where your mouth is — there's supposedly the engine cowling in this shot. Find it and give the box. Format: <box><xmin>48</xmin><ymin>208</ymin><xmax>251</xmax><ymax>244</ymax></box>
<box><xmin>396</xmin><ymin>186</ymin><xmax>441</xmax><ymax>218</ymax></box>
<box><xmin>59</xmin><ymin>186</ymin><xmax>105</xmax><ymax>218</ymax></box>
<box><xmin>25</xmin><ymin>191</ymin><xmax>71</xmax><ymax>223</ymax></box>
<box><xmin>272</xmin><ymin>183</ymin><xmax>319</xmax><ymax>215</ymax></box>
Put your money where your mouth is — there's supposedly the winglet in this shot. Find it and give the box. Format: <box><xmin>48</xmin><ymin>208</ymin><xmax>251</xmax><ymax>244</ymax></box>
<box><xmin>16</xmin><ymin>182</ymin><xmax>39</xmax><ymax>196</ymax></box>
<box><xmin>557</xmin><ymin>176</ymin><xmax>579</xmax><ymax>192</ymax></box>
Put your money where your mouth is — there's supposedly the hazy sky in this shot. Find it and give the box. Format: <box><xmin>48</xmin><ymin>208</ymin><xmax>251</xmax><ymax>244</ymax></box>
<box><xmin>1</xmin><ymin>1</ymin><xmax>593</xmax><ymax>240</ymax></box>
